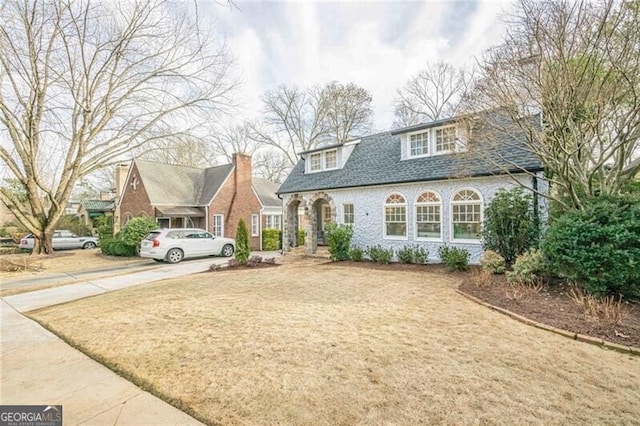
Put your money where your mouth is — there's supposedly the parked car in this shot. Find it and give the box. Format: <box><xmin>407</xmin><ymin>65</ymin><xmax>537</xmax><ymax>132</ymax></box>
<box><xmin>139</xmin><ymin>228</ymin><xmax>235</xmax><ymax>263</ymax></box>
<box><xmin>19</xmin><ymin>230</ymin><xmax>99</xmax><ymax>250</ymax></box>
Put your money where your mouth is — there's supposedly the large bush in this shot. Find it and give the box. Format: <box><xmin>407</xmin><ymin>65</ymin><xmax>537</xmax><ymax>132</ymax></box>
<box><xmin>541</xmin><ymin>195</ymin><xmax>640</xmax><ymax>298</ymax></box>
<box><xmin>482</xmin><ymin>188</ymin><xmax>539</xmax><ymax>266</ymax></box>
<box><xmin>120</xmin><ymin>216</ymin><xmax>157</xmax><ymax>248</ymax></box>
<box><xmin>235</xmin><ymin>218</ymin><xmax>250</xmax><ymax>266</ymax></box>
<box><xmin>262</xmin><ymin>228</ymin><xmax>282</xmax><ymax>251</ymax></box>
<box><xmin>366</xmin><ymin>245</ymin><xmax>393</xmax><ymax>264</ymax></box>
<box><xmin>100</xmin><ymin>216</ymin><xmax>155</xmax><ymax>257</ymax></box>
<box><xmin>326</xmin><ymin>222</ymin><xmax>353</xmax><ymax>261</ymax></box>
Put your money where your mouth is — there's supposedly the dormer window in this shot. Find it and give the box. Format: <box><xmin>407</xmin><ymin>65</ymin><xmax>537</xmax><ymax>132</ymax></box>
<box><xmin>410</xmin><ymin>132</ymin><xmax>429</xmax><ymax>157</ymax></box>
<box><xmin>324</xmin><ymin>150</ymin><xmax>337</xmax><ymax>169</ymax></box>
<box><xmin>306</xmin><ymin>149</ymin><xmax>339</xmax><ymax>173</ymax></box>
<box><xmin>309</xmin><ymin>153</ymin><xmax>322</xmax><ymax>172</ymax></box>
<box><xmin>435</xmin><ymin>126</ymin><xmax>456</xmax><ymax>153</ymax></box>
<box><xmin>404</xmin><ymin>124</ymin><xmax>465</xmax><ymax>159</ymax></box>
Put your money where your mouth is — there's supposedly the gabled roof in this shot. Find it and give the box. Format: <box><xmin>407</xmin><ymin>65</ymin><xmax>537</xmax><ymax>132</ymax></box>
<box><xmin>277</xmin><ymin>119</ymin><xmax>543</xmax><ymax>195</ymax></box>
<box><xmin>253</xmin><ymin>178</ymin><xmax>281</xmax><ymax>208</ymax></box>
<box><xmin>133</xmin><ymin>160</ymin><xmax>233</xmax><ymax>206</ymax></box>
<box><xmin>81</xmin><ymin>199</ymin><xmax>113</xmax><ymax>211</ymax></box>
<box><xmin>131</xmin><ymin>159</ymin><xmax>280</xmax><ymax>208</ymax></box>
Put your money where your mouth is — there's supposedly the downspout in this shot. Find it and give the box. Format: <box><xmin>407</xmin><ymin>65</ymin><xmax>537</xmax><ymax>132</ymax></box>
<box><xmin>277</xmin><ymin>192</ymin><xmax>284</xmax><ymax>254</ymax></box>
<box><xmin>532</xmin><ymin>171</ymin><xmax>539</xmax><ymax>230</ymax></box>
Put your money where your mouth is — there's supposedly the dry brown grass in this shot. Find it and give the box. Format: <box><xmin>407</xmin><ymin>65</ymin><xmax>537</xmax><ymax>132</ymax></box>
<box><xmin>504</xmin><ymin>279</ymin><xmax>544</xmax><ymax>302</ymax></box>
<box><xmin>569</xmin><ymin>285</ymin><xmax>628</xmax><ymax>327</ymax></box>
<box><xmin>0</xmin><ymin>249</ymin><xmax>144</xmax><ymax>278</ymax></box>
<box><xmin>30</xmin><ymin>258</ymin><xmax>640</xmax><ymax>425</ymax></box>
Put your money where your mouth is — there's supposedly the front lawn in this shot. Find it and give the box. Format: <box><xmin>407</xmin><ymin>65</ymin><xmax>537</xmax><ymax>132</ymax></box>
<box><xmin>30</xmin><ymin>258</ymin><xmax>640</xmax><ymax>425</ymax></box>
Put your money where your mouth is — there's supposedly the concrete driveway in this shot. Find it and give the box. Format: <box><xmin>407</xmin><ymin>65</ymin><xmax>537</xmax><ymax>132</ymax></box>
<box><xmin>1</xmin><ymin>252</ymin><xmax>279</xmax><ymax>425</ymax></box>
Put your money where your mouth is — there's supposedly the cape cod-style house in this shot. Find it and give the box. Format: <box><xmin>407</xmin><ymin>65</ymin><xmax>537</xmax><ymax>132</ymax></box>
<box><xmin>277</xmin><ymin>112</ymin><xmax>547</xmax><ymax>263</ymax></box>
<box><xmin>116</xmin><ymin>154</ymin><xmax>281</xmax><ymax>251</ymax></box>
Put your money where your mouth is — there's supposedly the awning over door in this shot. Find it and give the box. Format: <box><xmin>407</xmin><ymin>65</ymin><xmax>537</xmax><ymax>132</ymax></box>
<box><xmin>155</xmin><ymin>206</ymin><xmax>205</xmax><ymax>217</ymax></box>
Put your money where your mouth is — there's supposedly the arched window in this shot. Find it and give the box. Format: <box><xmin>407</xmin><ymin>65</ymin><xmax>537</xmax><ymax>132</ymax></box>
<box><xmin>384</xmin><ymin>193</ymin><xmax>407</xmax><ymax>238</ymax></box>
<box><xmin>415</xmin><ymin>191</ymin><xmax>441</xmax><ymax>239</ymax></box>
<box><xmin>451</xmin><ymin>189</ymin><xmax>482</xmax><ymax>240</ymax></box>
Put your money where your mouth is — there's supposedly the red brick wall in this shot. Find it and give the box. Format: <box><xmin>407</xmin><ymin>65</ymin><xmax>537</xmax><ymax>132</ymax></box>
<box><xmin>118</xmin><ymin>163</ymin><xmax>154</xmax><ymax>228</ymax></box>
<box><xmin>208</xmin><ymin>153</ymin><xmax>262</xmax><ymax>250</ymax></box>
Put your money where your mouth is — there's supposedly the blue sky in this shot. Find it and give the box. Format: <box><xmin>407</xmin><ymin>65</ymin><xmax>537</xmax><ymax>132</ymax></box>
<box><xmin>206</xmin><ymin>0</ymin><xmax>513</xmax><ymax>131</ymax></box>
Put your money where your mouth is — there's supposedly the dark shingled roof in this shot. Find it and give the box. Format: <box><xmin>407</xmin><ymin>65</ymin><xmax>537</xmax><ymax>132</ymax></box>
<box><xmin>278</xmin><ymin>126</ymin><xmax>543</xmax><ymax>195</ymax></box>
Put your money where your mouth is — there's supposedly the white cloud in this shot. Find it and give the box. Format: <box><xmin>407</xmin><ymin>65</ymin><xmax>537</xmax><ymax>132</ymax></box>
<box><xmin>210</xmin><ymin>0</ymin><xmax>513</xmax><ymax>131</ymax></box>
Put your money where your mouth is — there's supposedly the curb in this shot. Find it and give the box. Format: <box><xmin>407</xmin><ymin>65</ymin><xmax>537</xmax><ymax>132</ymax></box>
<box><xmin>455</xmin><ymin>288</ymin><xmax>639</xmax><ymax>356</ymax></box>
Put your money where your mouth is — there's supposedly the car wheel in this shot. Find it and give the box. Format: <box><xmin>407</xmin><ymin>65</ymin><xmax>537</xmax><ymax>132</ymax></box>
<box><xmin>153</xmin><ymin>258</ymin><xmax>164</xmax><ymax>263</ymax></box>
<box><xmin>166</xmin><ymin>248</ymin><xmax>184</xmax><ymax>264</ymax></box>
<box><xmin>221</xmin><ymin>244</ymin><xmax>234</xmax><ymax>257</ymax></box>
<box><xmin>83</xmin><ymin>241</ymin><xmax>96</xmax><ymax>249</ymax></box>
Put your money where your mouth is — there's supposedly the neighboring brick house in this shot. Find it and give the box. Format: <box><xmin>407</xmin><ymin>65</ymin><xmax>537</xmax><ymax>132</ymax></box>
<box><xmin>78</xmin><ymin>199</ymin><xmax>114</xmax><ymax>230</ymax></box>
<box><xmin>277</xmin><ymin>113</ymin><xmax>548</xmax><ymax>264</ymax></box>
<box><xmin>116</xmin><ymin>154</ymin><xmax>280</xmax><ymax>250</ymax></box>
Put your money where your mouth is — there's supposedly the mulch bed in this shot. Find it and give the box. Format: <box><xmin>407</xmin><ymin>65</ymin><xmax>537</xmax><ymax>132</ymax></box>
<box><xmin>459</xmin><ymin>274</ymin><xmax>640</xmax><ymax>349</ymax></box>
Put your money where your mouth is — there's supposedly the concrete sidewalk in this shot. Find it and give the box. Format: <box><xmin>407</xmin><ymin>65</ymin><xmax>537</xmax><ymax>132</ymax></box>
<box><xmin>1</xmin><ymin>252</ymin><xmax>280</xmax><ymax>425</ymax></box>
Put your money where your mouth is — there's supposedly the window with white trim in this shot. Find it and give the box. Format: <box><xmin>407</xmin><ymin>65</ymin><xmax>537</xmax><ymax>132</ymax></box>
<box><xmin>309</xmin><ymin>153</ymin><xmax>322</xmax><ymax>172</ymax></box>
<box><xmin>415</xmin><ymin>191</ymin><xmax>441</xmax><ymax>239</ymax></box>
<box><xmin>251</xmin><ymin>214</ymin><xmax>259</xmax><ymax>236</ymax></box>
<box><xmin>265</xmin><ymin>215</ymin><xmax>282</xmax><ymax>229</ymax></box>
<box><xmin>324</xmin><ymin>149</ymin><xmax>337</xmax><ymax>169</ymax></box>
<box><xmin>451</xmin><ymin>189</ymin><xmax>482</xmax><ymax>240</ymax></box>
<box><xmin>212</xmin><ymin>214</ymin><xmax>224</xmax><ymax>237</ymax></box>
<box><xmin>435</xmin><ymin>126</ymin><xmax>457</xmax><ymax>153</ymax></box>
<box><xmin>384</xmin><ymin>193</ymin><xmax>407</xmax><ymax>238</ymax></box>
<box><xmin>343</xmin><ymin>203</ymin><xmax>354</xmax><ymax>225</ymax></box>
<box><xmin>409</xmin><ymin>132</ymin><xmax>429</xmax><ymax>157</ymax></box>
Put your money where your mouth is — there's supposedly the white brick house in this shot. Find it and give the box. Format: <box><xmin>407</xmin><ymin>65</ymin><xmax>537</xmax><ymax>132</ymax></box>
<box><xmin>277</xmin><ymin>113</ymin><xmax>547</xmax><ymax>264</ymax></box>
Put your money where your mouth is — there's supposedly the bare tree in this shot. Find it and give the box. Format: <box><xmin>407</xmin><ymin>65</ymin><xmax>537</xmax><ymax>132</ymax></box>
<box><xmin>393</xmin><ymin>62</ymin><xmax>474</xmax><ymax>128</ymax></box>
<box><xmin>209</xmin><ymin>122</ymin><xmax>258</xmax><ymax>163</ymax></box>
<box><xmin>0</xmin><ymin>0</ymin><xmax>237</xmax><ymax>253</ymax></box>
<box><xmin>140</xmin><ymin>136</ymin><xmax>216</xmax><ymax>168</ymax></box>
<box><xmin>252</xmin><ymin>81</ymin><xmax>374</xmax><ymax>167</ymax></box>
<box><xmin>320</xmin><ymin>81</ymin><xmax>373</xmax><ymax>144</ymax></box>
<box><xmin>253</xmin><ymin>150</ymin><xmax>290</xmax><ymax>183</ymax></box>
<box><xmin>465</xmin><ymin>0</ymin><xmax>640</xmax><ymax>210</ymax></box>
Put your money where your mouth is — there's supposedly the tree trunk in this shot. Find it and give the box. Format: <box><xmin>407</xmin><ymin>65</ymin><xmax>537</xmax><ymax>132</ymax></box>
<box><xmin>31</xmin><ymin>230</ymin><xmax>55</xmax><ymax>255</ymax></box>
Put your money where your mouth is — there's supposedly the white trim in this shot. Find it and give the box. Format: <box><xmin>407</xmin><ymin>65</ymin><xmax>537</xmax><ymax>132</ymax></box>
<box><xmin>212</xmin><ymin>214</ymin><xmax>224</xmax><ymax>237</ymax></box>
<box><xmin>382</xmin><ymin>192</ymin><xmax>408</xmax><ymax>240</ymax></box>
<box><xmin>406</xmin><ymin>130</ymin><xmax>430</xmax><ymax>158</ymax></box>
<box><xmin>342</xmin><ymin>203</ymin><xmax>355</xmax><ymax>226</ymax></box>
<box><xmin>434</xmin><ymin>125</ymin><xmax>458</xmax><ymax>154</ymax></box>
<box><xmin>450</xmin><ymin>187</ymin><xmax>483</xmax><ymax>243</ymax></box>
<box><xmin>251</xmin><ymin>214</ymin><xmax>259</xmax><ymax>237</ymax></box>
<box><xmin>323</xmin><ymin>149</ymin><xmax>339</xmax><ymax>170</ymax></box>
<box><xmin>414</xmin><ymin>190</ymin><xmax>443</xmax><ymax>242</ymax></box>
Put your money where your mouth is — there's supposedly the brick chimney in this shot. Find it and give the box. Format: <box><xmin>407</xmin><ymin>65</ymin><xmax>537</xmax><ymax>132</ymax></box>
<box><xmin>233</xmin><ymin>153</ymin><xmax>253</xmax><ymax>193</ymax></box>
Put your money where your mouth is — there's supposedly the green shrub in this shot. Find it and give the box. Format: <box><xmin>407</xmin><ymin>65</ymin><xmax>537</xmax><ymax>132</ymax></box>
<box><xmin>349</xmin><ymin>246</ymin><xmax>364</xmax><ymax>262</ymax></box>
<box><xmin>438</xmin><ymin>245</ymin><xmax>470</xmax><ymax>271</ymax></box>
<box><xmin>366</xmin><ymin>245</ymin><xmax>393</xmax><ymax>264</ymax></box>
<box><xmin>297</xmin><ymin>229</ymin><xmax>305</xmax><ymax>246</ymax></box>
<box><xmin>397</xmin><ymin>244</ymin><xmax>429</xmax><ymax>264</ymax></box>
<box><xmin>482</xmin><ymin>188</ymin><xmax>539</xmax><ymax>266</ymax></box>
<box><xmin>120</xmin><ymin>216</ymin><xmax>157</xmax><ymax>248</ymax></box>
<box><xmin>94</xmin><ymin>215</ymin><xmax>113</xmax><ymax>240</ymax></box>
<box><xmin>262</xmin><ymin>228</ymin><xmax>282</xmax><ymax>251</ymax></box>
<box><xmin>506</xmin><ymin>249</ymin><xmax>545</xmax><ymax>285</ymax></box>
<box><xmin>326</xmin><ymin>222</ymin><xmax>353</xmax><ymax>261</ymax></box>
<box><xmin>100</xmin><ymin>238</ymin><xmax>137</xmax><ymax>257</ymax></box>
<box><xmin>541</xmin><ymin>195</ymin><xmax>640</xmax><ymax>298</ymax></box>
<box><xmin>480</xmin><ymin>250</ymin><xmax>506</xmax><ymax>274</ymax></box>
<box><xmin>235</xmin><ymin>218</ymin><xmax>250</xmax><ymax>266</ymax></box>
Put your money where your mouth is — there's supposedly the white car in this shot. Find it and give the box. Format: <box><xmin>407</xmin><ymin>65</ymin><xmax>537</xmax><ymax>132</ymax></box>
<box><xmin>139</xmin><ymin>228</ymin><xmax>235</xmax><ymax>263</ymax></box>
<box><xmin>19</xmin><ymin>230</ymin><xmax>99</xmax><ymax>250</ymax></box>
